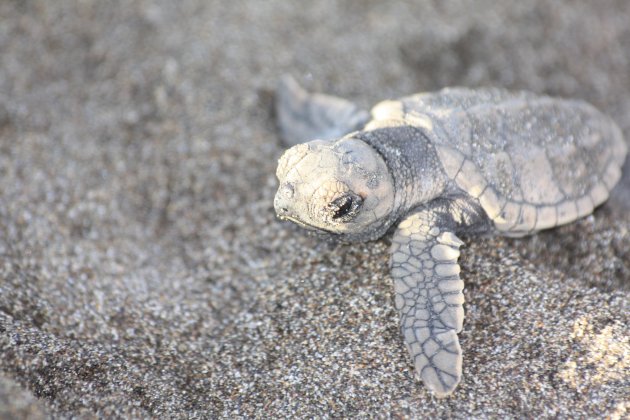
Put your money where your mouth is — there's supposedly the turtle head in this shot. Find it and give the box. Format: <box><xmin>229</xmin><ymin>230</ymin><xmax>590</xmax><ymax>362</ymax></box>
<box><xmin>274</xmin><ymin>137</ymin><xmax>395</xmax><ymax>242</ymax></box>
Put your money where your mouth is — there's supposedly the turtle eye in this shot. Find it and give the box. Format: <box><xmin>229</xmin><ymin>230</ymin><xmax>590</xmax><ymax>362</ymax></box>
<box><xmin>329</xmin><ymin>193</ymin><xmax>363</xmax><ymax>220</ymax></box>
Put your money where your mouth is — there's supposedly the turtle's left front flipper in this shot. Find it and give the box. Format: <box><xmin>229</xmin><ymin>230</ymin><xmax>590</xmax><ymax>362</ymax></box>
<box><xmin>276</xmin><ymin>75</ymin><xmax>370</xmax><ymax>146</ymax></box>
<box><xmin>391</xmin><ymin>209</ymin><xmax>466</xmax><ymax>397</ymax></box>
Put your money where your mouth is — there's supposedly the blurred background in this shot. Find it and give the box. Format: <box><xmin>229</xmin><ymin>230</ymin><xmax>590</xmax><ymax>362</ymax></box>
<box><xmin>0</xmin><ymin>1</ymin><xmax>628</xmax><ymax>418</ymax></box>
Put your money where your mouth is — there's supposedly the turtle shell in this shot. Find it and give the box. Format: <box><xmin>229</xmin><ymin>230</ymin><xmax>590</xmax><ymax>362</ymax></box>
<box><xmin>370</xmin><ymin>88</ymin><xmax>627</xmax><ymax>236</ymax></box>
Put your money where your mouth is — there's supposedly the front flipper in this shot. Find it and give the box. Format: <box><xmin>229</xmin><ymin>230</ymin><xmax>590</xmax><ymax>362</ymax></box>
<box><xmin>276</xmin><ymin>75</ymin><xmax>370</xmax><ymax>146</ymax></box>
<box><xmin>391</xmin><ymin>211</ymin><xmax>465</xmax><ymax>397</ymax></box>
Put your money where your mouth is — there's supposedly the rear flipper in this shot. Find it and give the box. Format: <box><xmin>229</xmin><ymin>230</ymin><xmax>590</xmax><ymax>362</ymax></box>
<box><xmin>391</xmin><ymin>209</ymin><xmax>466</xmax><ymax>397</ymax></box>
<box><xmin>276</xmin><ymin>75</ymin><xmax>370</xmax><ymax>146</ymax></box>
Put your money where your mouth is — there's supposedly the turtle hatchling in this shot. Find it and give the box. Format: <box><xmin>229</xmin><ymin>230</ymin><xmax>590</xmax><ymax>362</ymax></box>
<box><xmin>273</xmin><ymin>76</ymin><xmax>627</xmax><ymax>397</ymax></box>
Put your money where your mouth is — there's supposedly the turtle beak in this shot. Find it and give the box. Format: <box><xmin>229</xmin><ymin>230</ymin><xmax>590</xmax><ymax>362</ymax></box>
<box><xmin>273</xmin><ymin>197</ymin><xmax>320</xmax><ymax>232</ymax></box>
<box><xmin>274</xmin><ymin>185</ymin><xmax>335</xmax><ymax>234</ymax></box>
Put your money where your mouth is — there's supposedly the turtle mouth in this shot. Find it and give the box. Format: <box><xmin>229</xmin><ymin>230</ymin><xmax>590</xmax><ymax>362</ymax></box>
<box><xmin>278</xmin><ymin>215</ymin><xmax>319</xmax><ymax>230</ymax></box>
<box><xmin>278</xmin><ymin>215</ymin><xmax>335</xmax><ymax>234</ymax></box>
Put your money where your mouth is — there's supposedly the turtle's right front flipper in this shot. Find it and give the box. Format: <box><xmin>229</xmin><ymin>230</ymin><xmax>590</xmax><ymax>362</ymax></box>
<box><xmin>391</xmin><ymin>209</ymin><xmax>466</xmax><ymax>397</ymax></box>
<box><xmin>276</xmin><ymin>75</ymin><xmax>370</xmax><ymax>146</ymax></box>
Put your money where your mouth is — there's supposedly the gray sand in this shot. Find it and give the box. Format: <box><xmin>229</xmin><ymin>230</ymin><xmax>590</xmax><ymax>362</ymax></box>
<box><xmin>0</xmin><ymin>1</ymin><xmax>628</xmax><ymax>418</ymax></box>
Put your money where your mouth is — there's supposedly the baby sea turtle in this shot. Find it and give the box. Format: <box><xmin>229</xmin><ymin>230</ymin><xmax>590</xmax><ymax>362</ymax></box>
<box><xmin>273</xmin><ymin>76</ymin><xmax>627</xmax><ymax>397</ymax></box>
